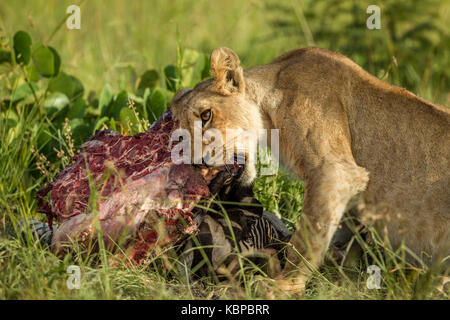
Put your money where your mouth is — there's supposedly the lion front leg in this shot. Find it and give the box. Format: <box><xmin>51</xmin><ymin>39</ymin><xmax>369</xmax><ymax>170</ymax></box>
<box><xmin>277</xmin><ymin>160</ymin><xmax>369</xmax><ymax>296</ymax></box>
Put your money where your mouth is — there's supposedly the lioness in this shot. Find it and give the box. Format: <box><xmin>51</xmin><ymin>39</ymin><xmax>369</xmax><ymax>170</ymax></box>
<box><xmin>171</xmin><ymin>47</ymin><xmax>450</xmax><ymax>293</ymax></box>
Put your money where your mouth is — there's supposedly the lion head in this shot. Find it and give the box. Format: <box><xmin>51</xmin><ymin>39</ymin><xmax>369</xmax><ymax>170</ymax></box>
<box><xmin>171</xmin><ymin>47</ymin><xmax>265</xmax><ymax>185</ymax></box>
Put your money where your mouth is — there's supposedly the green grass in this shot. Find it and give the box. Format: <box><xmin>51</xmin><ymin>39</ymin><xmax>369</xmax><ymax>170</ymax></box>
<box><xmin>0</xmin><ymin>0</ymin><xmax>449</xmax><ymax>300</ymax></box>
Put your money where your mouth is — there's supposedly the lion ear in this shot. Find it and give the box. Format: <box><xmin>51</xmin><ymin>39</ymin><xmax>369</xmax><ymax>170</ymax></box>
<box><xmin>210</xmin><ymin>47</ymin><xmax>245</xmax><ymax>96</ymax></box>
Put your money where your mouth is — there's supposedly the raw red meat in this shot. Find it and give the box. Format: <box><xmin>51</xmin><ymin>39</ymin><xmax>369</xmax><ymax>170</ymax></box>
<box><xmin>36</xmin><ymin>109</ymin><xmax>240</xmax><ymax>262</ymax></box>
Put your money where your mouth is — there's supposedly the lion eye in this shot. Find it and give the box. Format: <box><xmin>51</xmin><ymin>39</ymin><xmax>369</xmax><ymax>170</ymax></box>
<box><xmin>200</xmin><ymin>109</ymin><xmax>212</xmax><ymax>125</ymax></box>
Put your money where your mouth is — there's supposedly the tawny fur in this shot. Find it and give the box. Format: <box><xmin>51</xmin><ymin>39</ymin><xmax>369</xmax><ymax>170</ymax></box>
<box><xmin>171</xmin><ymin>47</ymin><xmax>450</xmax><ymax>291</ymax></box>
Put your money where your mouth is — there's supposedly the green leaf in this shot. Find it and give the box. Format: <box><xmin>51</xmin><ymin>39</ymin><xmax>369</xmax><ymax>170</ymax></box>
<box><xmin>48</xmin><ymin>46</ymin><xmax>61</xmax><ymax>76</ymax></box>
<box><xmin>109</xmin><ymin>118</ymin><xmax>117</xmax><ymax>131</ymax></box>
<box><xmin>12</xmin><ymin>82</ymin><xmax>38</xmax><ymax>103</ymax></box>
<box><xmin>66</xmin><ymin>98</ymin><xmax>86</xmax><ymax>119</ymax></box>
<box><xmin>88</xmin><ymin>90</ymin><xmax>99</xmax><ymax>108</ymax></box>
<box><xmin>109</xmin><ymin>90</ymin><xmax>129</xmax><ymax>120</ymax></box>
<box><xmin>25</xmin><ymin>65</ymin><xmax>40</xmax><ymax>82</ymax></box>
<box><xmin>0</xmin><ymin>50</ymin><xmax>12</xmax><ymax>64</ymax></box>
<box><xmin>69</xmin><ymin>75</ymin><xmax>84</xmax><ymax>99</ymax></box>
<box><xmin>93</xmin><ymin>116</ymin><xmax>110</xmax><ymax>133</ymax></box>
<box><xmin>120</xmin><ymin>107</ymin><xmax>140</xmax><ymax>134</ymax></box>
<box><xmin>69</xmin><ymin>118</ymin><xmax>91</xmax><ymax>146</ymax></box>
<box><xmin>142</xmin><ymin>87</ymin><xmax>150</xmax><ymax>119</ymax></box>
<box><xmin>32</xmin><ymin>43</ymin><xmax>54</xmax><ymax>77</ymax></box>
<box><xmin>164</xmin><ymin>65</ymin><xmax>178</xmax><ymax>92</ymax></box>
<box><xmin>99</xmin><ymin>84</ymin><xmax>113</xmax><ymax>115</ymax></box>
<box><xmin>44</xmin><ymin>92</ymin><xmax>69</xmax><ymax>117</ymax></box>
<box><xmin>48</xmin><ymin>72</ymin><xmax>84</xmax><ymax>100</ymax></box>
<box><xmin>136</xmin><ymin>69</ymin><xmax>159</xmax><ymax>90</ymax></box>
<box><xmin>48</xmin><ymin>72</ymin><xmax>74</xmax><ymax>98</ymax></box>
<box><xmin>84</xmin><ymin>105</ymin><xmax>100</xmax><ymax>118</ymax></box>
<box><xmin>13</xmin><ymin>31</ymin><xmax>32</xmax><ymax>65</ymax></box>
<box><xmin>147</xmin><ymin>88</ymin><xmax>166</xmax><ymax>123</ymax></box>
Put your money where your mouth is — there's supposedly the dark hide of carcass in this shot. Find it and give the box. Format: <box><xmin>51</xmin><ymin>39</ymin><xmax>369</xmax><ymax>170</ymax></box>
<box><xmin>178</xmin><ymin>176</ymin><xmax>292</xmax><ymax>278</ymax></box>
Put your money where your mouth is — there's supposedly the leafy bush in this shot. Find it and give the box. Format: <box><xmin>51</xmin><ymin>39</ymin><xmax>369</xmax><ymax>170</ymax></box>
<box><xmin>0</xmin><ymin>30</ymin><xmax>210</xmax><ymax>172</ymax></box>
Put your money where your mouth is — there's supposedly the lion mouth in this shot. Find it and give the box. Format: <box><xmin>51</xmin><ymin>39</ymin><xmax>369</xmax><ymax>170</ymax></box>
<box><xmin>197</xmin><ymin>155</ymin><xmax>246</xmax><ymax>185</ymax></box>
